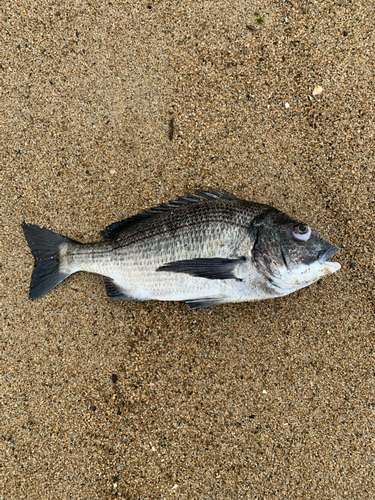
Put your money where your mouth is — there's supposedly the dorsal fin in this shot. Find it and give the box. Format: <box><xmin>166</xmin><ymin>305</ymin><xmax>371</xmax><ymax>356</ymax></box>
<box><xmin>99</xmin><ymin>189</ymin><xmax>238</xmax><ymax>240</ymax></box>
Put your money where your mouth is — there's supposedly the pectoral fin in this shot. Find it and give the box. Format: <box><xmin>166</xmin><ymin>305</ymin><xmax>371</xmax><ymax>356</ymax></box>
<box><xmin>156</xmin><ymin>256</ymin><xmax>246</xmax><ymax>280</ymax></box>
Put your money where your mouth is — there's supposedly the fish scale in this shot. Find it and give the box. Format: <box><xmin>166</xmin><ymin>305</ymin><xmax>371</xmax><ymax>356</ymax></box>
<box><xmin>22</xmin><ymin>189</ymin><xmax>340</xmax><ymax>308</ymax></box>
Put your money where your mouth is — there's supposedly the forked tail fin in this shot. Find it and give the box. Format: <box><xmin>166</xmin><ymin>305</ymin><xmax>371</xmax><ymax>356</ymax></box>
<box><xmin>22</xmin><ymin>224</ymin><xmax>76</xmax><ymax>299</ymax></box>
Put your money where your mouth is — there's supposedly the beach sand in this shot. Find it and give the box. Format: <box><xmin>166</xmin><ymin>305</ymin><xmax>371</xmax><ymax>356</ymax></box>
<box><xmin>1</xmin><ymin>1</ymin><xmax>374</xmax><ymax>498</ymax></box>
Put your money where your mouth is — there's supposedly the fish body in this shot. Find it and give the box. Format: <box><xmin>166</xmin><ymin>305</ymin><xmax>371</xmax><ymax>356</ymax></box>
<box><xmin>22</xmin><ymin>190</ymin><xmax>340</xmax><ymax>308</ymax></box>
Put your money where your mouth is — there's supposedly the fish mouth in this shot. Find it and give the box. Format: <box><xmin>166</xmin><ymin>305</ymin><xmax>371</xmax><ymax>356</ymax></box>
<box><xmin>318</xmin><ymin>245</ymin><xmax>341</xmax><ymax>270</ymax></box>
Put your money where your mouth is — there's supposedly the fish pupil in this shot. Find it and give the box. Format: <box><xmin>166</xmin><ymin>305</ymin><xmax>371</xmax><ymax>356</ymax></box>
<box><xmin>298</xmin><ymin>224</ymin><xmax>307</xmax><ymax>233</ymax></box>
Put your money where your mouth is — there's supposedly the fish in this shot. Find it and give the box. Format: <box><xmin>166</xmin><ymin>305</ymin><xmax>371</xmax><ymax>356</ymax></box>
<box><xmin>22</xmin><ymin>189</ymin><xmax>341</xmax><ymax>309</ymax></box>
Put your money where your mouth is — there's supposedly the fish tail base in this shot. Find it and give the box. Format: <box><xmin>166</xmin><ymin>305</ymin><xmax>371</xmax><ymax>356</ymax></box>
<box><xmin>22</xmin><ymin>224</ymin><xmax>76</xmax><ymax>299</ymax></box>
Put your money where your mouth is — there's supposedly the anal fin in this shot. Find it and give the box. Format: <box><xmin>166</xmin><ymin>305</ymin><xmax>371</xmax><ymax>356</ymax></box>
<box><xmin>104</xmin><ymin>277</ymin><xmax>137</xmax><ymax>301</ymax></box>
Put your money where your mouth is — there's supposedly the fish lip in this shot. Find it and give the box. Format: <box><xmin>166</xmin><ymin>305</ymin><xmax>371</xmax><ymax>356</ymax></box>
<box><xmin>318</xmin><ymin>245</ymin><xmax>340</xmax><ymax>264</ymax></box>
<box><xmin>318</xmin><ymin>245</ymin><xmax>341</xmax><ymax>271</ymax></box>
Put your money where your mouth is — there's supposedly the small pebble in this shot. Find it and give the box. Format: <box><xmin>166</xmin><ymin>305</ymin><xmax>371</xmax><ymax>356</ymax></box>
<box><xmin>313</xmin><ymin>85</ymin><xmax>323</xmax><ymax>96</ymax></box>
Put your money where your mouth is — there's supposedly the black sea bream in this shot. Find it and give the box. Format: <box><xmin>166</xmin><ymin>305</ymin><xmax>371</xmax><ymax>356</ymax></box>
<box><xmin>22</xmin><ymin>189</ymin><xmax>340</xmax><ymax>309</ymax></box>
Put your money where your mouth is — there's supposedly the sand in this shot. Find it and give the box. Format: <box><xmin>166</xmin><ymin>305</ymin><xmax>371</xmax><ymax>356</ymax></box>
<box><xmin>1</xmin><ymin>0</ymin><xmax>374</xmax><ymax>498</ymax></box>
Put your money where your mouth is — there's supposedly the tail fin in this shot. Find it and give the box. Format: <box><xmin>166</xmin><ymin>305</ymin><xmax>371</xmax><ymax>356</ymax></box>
<box><xmin>22</xmin><ymin>224</ymin><xmax>76</xmax><ymax>299</ymax></box>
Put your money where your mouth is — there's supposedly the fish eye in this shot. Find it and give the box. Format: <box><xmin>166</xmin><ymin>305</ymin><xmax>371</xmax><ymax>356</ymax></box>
<box><xmin>292</xmin><ymin>224</ymin><xmax>311</xmax><ymax>241</ymax></box>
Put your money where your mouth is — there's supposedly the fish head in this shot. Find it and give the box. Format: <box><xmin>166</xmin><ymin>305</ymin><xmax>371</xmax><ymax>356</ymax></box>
<box><xmin>252</xmin><ymin>210</ymin><xmax>341</xmax><ymax>292</ymax></box>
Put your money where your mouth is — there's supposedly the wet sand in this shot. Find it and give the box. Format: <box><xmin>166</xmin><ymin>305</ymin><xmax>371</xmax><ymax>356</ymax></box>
<box><xmin>1</xmin><ymin>1</ymin><xmax>374</xmax><ymax>498</ymax></box>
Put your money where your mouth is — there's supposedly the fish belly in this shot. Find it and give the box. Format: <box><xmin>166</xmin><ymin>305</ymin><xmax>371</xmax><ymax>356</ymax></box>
<box><xmin>62</xmin><ymin>225</ymin><xmax>277</xmax><ymax>303</ymax></box>
<box><xmin>103</xmin><ymin>258</ymin><xmax>276</xmax><ymax>303</ymax></box>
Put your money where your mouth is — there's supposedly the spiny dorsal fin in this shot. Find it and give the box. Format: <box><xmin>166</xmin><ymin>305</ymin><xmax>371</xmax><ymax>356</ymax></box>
<box><xmin>100</xmin><ymin>188</ymin><xmax>238</xmax><ymax>240</ymax></box>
